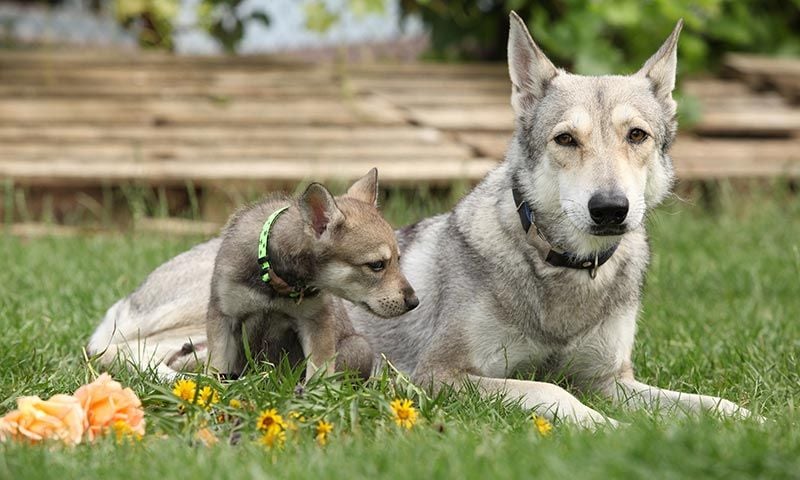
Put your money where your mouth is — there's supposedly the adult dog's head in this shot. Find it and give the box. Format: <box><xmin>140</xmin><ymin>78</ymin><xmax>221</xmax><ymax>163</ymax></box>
<box><xmin>508</xmin><ymin>12</ymin><xmax>681</xmax><ymax>256</ymax></box>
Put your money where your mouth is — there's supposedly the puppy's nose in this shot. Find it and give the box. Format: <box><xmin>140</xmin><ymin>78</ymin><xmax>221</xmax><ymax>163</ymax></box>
<box><xmin>403</xmin><ymin>288</ymin><xmax>419</xmax><ymax>311</ymax></box>
<box><xmin>404</xmin><ymin>295</ymin><xmax>419</xmax><ymax>311</ymax></box>
<box><xmin>588</xmin><ymin>191</ymin><xmax>629</xmax><ymax>225</ymax></box>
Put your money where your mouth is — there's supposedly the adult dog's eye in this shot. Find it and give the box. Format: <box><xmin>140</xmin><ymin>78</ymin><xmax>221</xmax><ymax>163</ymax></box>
<box><xmin>366</xmin><ymin>261</ymin><xmax>385</xmax><ymax>272</ymax></box>
<box><xmin>554</xmin><ymin>133</ymin><xmax>577</xmax><ymax>147</ymax></box>
<box><xmin>627</xmin><ymin>128</ymin><xmax>648</xmax><ymax>144</ymax></box>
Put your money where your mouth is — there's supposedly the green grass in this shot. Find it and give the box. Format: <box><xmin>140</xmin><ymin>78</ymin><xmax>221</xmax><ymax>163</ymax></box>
<box><xmin>1</xmin><ymin>188</ymin><xmax>799</xmax><ymax>479</ymax></box>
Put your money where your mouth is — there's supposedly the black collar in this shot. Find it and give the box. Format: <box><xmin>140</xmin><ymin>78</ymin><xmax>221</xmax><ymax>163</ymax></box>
<box><xmin>511</xmin><ymin>188</ymin><xmax>618</xmax><ymax>278</ymax></box>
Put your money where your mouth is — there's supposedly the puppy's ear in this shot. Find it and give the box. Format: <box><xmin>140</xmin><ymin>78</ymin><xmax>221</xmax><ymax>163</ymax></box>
<box><xmin>299</xmin><ymin>183</ymin><xmax>345</xmax><ymax>238</ymax></box>
<box><xmin>637</xmin><ymin>20</ymin><xmax>683</xmax><ymax>103</ymax></box>
<box><xmin>346</xmin><ymin>167</ymin><xmax>379</xmax><ymax>207</ymax></box>
<box><xmin>508</xmin><ymin>11</ymin><xmax>558</xmax><ymax>115</ymax></box>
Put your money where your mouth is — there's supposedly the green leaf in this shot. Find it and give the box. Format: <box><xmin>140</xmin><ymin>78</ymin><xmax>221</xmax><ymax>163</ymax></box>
<box><xmin>348</xmin><ymin>0</ymin><xmax>386</xmax><ymax>18</ymax></box>
<box><xmin>249</xmin><ymin>11</ymin><xmax>271</xmax><ymax>27</ymax></box>
<box><xmin>304</xmin><ymin>1</ymin><xmax>340</xmax><ymax>33</ymax></box>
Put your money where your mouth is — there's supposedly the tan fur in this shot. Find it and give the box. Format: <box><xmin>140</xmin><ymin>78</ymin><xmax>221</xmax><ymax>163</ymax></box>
<box><xmin>206</xmin><ymin>169</ymin><xmax>417</xmax><ymax>378</ymax></box>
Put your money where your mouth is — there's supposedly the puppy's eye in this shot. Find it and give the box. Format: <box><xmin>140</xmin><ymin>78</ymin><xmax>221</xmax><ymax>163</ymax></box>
<box><xmin>627</xmin><ymin>128</ymin><xmax>648</xmax><ymax>144</ymax></box>
<box><xmin>366</xmin><ymin>261</ymin><xmax>385</xmax><ymax>272</ymax></box>
<box><xmin>554</xmin><ymin>133</ymin><xmax>577</xmax><ymax>147</ymax></box>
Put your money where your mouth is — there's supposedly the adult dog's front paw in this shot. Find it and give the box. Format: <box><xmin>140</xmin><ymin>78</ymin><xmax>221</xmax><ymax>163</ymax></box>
<box><xmin>711</xmin><ymin>398</ymin><xmax>764</xmax><ymax>422</ymax></box>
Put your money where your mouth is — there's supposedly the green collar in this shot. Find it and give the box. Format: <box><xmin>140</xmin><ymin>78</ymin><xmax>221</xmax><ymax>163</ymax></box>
<box><xmin>257</xmin><ymin>206</ymin><xmax>288</xmax><ymax>283</ymax></box>
<box><xmin>257</xmin><ymin>206</ymin><xmax>311</xmax><ymax>300</ymax></box>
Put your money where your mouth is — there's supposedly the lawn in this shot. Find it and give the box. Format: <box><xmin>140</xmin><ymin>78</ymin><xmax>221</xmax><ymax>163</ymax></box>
<box><xmin>0</xmin><ymin>186</ymin><xmax>799</xmax><ymax>479</ymax></box>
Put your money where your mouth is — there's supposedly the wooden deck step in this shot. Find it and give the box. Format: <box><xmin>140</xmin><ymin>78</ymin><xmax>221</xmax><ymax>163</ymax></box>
<box><xmin>0</xmin><ymin>125</ymin><xmax>446</xmax><ymax>145</ymax></box>
<box><xmin>0</xmin><ymin>157</ymin><xmax>497</xmax><ymax>187</ymax></box>
<box><xmin>0</xmin><ymin>96</ymin><xmax>406</xmax><ymax>127</ymax></box>
<box><xmin>725</xmin><ymin>54</ymin><xmax>800</xmax><ymax>102</ymax></box>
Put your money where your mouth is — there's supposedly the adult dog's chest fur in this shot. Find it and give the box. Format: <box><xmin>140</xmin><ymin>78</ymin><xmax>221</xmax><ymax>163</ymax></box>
<box><xmin>467</xmin><ymin>248</ymin><xmax>646</xmax><ymax>378</ymax></box>
<box><xmin>451</xmin><ymin>188</ymin><xmax>648</xmax><ymax>377</ymax></box>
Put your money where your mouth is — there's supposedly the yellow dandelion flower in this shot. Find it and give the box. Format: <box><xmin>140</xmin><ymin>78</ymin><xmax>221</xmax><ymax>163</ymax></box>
<box><xmin>197</xmin><ymin>385</ymin><xmax>220</xmax><ymax>408</ymax></box>
<box><xmin>111</xmin><ymin>420</ymin><xmax>143</xmax><ymax>443</ymax></box>
<box><xmin>172</xmin><ymin>379</ymin><xmax>197</xmax><ymax>402</ymax></box>
<box><xmin>286</xmin><ymin>410</ymin><xmax>305</xmax><ymax>431</ymax></box>
<box><xmin>532</xmin><ymin>415</ymin><xmax>553</xmax><ymax>437</ymax></box>
<box><xmin>389</xmin><ymin>398</ymin><xmax>418</xmax><ymax>429</ymax></box>
<box><xmin>256</xmin><ymin>408</ymin><xmax>286</xmax><ymax>433</ymax></box>
<box><xmin>259</xmin><ymin>428</ymin><xmax>286</xmax><ymax>449</ymax></box>
<box><xmin>315</xmin><ymin>420</ymin><xmax>333</xmax><ymax>446</ymax></box>
<box><xmin>229</xmin><ymin>399</ymin><xmax>242</xmax><ymax>409</ymax></box>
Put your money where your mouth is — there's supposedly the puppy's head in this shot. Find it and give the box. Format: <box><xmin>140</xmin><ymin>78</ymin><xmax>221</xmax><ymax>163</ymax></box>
<box><xmin>508</xmin><ymin>12</ymin><xmax>681</xmax><ymax>255</ymax></box>
<box><xmin>298</xmin><ymin>168</ymin><xmax>418</xmax><ymax>318</ymax></box>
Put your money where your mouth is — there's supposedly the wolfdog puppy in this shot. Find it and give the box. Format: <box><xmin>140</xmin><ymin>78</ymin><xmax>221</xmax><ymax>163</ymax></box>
<box><xmin>207</xmin><ymin>169</ymin><xmax>418</xmax><ymax>378</ymax></box>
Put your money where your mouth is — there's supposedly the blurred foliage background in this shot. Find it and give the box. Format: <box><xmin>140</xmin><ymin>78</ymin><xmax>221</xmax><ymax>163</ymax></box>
<box><xmin>400</xmin><ymin>0</ymin><xmax>800</xmax><ymax>75</ymax></box>
<box><xmin>110</xmin><ymin>0</ymin><xmax>799</xmax><ymax>76</ymax></box>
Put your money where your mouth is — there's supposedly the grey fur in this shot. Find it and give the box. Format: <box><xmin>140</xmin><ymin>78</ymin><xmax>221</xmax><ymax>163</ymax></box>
<box><xmin>88</xmin><ymin>13</ymin><xmax>755</xmax><ymax>425</ymax></box>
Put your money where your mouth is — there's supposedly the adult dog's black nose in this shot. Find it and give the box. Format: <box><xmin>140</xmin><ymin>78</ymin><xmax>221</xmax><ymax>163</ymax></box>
<box><xmin>588</xmin><ymin>191</ymin><xmax>629</xmax><ymax>225</ymax></box>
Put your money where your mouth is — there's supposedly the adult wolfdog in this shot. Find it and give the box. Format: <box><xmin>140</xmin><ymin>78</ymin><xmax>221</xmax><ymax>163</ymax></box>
<box><xmin>89</xmin><ymin>12</ymin><xmax>753</xmax><ymax>426</ymax></box>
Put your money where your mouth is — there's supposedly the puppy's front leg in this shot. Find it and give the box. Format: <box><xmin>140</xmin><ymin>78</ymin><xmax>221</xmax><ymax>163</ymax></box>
<box><xmin>206</xmin><ymin>302</ymin><xmax>246</xmax><ymax>376</ymax></box>
<box><xmin>297</xmin><ymin>311</ymin><xmax>337</xmax><ymax>380</ymax></box>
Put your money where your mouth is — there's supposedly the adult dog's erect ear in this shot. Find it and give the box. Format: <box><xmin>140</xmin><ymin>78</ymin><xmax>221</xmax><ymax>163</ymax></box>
<box><xmin>507</xmin><ymin>11</ymin><xmax>558</xmax><ymax>115</ymax></box>
<box><xmin>637</xmin><ymin>20</ymin><xmax>683</xmax><ymax>103</ymax></box>
<box><xmin>346</xmin><ymin>167</ymin><xmax>379</xmax><ymax>207</ymax></box>
<box><xmin>299</xmin><ymin>183</ymin><xmax>345</xmax><ymax>238</ymax></box>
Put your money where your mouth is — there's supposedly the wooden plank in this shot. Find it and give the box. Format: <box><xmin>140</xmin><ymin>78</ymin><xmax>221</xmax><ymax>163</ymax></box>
<box><xmin>407</xmin><ymin>105</ymin><xmax>513</xmax><ymax>131</ymax></box>
<box><xmin>682</xmin><ymin>79</ymin><xmax>752</xmax><ymax>98</ymax></box>
<box><xmin>352</xmin><ymin>77</ymin><xmax>510</xmax><ymax>94</ymax></box>
<box><xmin>692</xmin><ymin>109</ymin><xmax>800</xmax><ymax>137</ymax></box>
<box><xmin>0</xmin><ymin>50</ymin><xmax>311</xmax><ymax>70</ymax></box>
<box><xmin>456</xmin><ymin>131</ymin><xmax>510</xmax><ymax>159</ymax></box>
<box><xmin>724</xmin><ymin>54</ymin><xmax>800</xmax><ymax>102</ymax></box>
<box><xmin>725</xmin><ymin>54</ymin><xmax>800</xmax><ymax>79</ymax></box>
<box><xmin>0</xmin><ymin>83</ymin><xmax>346</xmax><ymax>99</ymax></box>
<box><xmin>0</xmin><ymin>69</ymin><xmax>334</xmax><ymax>88</ymax></box>
<box><xmin>0</xmin><ymin>142</ymin><xmax>473</xmax><ymax>161</ymax></box>
<box><xmin>345</xmin><ymin>62</ymin><xmax>507</xmax><ymax>77</ymax></box>
<box><xmin>0</xmin><ymin>96</ymin><xmax>406</xmax><ymax>127</ymax></box>
<box><xmin>371</xmin><ymin>91</ymin><xmax>508</xmax><ymax>107</ymax></box>
<box><xmin>672</xmin><ymin>138</ymin><xmax>800</xmax><ymax>178</ymax></box>
<box><xmin>0</xmin><ymin>158</ymin><xmax>497</xmax><ymax>186</ymax></box>
<box><xmin>0</xmin><ymin>125</ymin><xmax>446</xmax><ymax>145</ymax></box>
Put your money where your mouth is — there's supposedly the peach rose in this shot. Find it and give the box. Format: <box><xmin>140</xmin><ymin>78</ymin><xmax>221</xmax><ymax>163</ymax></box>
<box><xmin>73</xmin><ymin>373</ymin><xmax>145</xmax><ymax>441</ymax></box>
<box><xmin>0</xmin><ymin>394</ymin><xmax>85</xmax><ymax>445</ymax></box>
